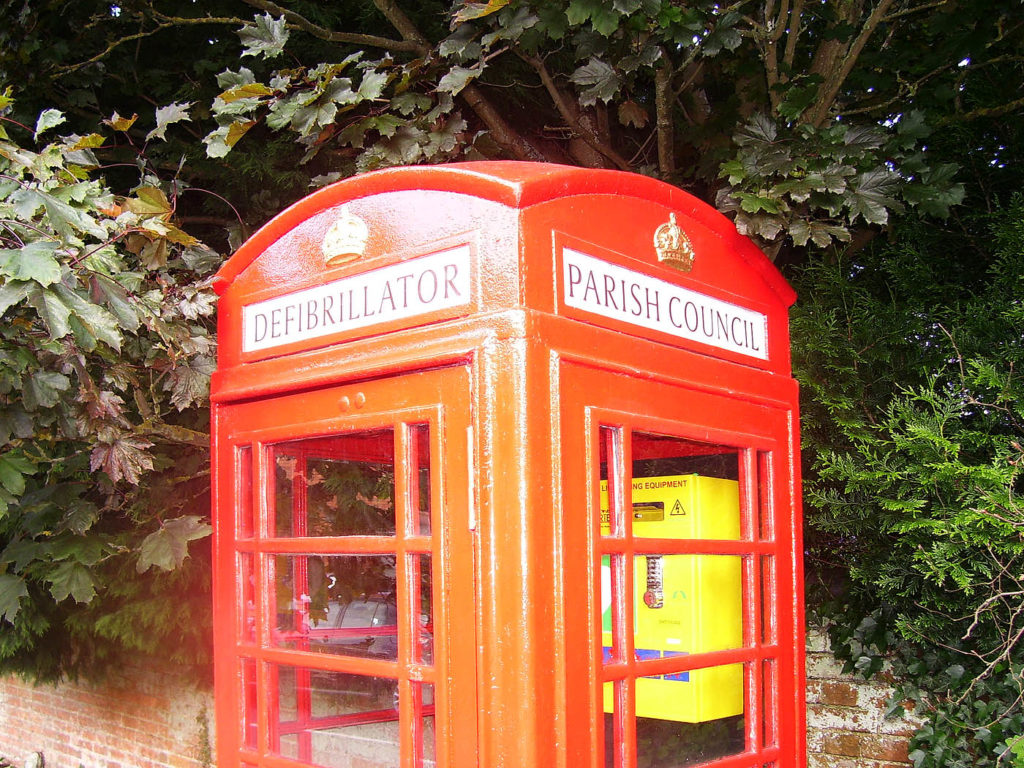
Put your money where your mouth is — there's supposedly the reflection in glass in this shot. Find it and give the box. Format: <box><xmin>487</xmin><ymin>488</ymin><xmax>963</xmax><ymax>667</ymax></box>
<box><xmin>408</xmin><ymin>424</ymin><xmax>431</xmax><ymax>536</ymax></box>
<box><xmin>417</xmin><ymin>683</ymin><xmax>437</xmax><ymax>768</ymax></box>
<box><xmin>601</xmin><ymin>554</ymin><xmax>625</xmax><ymax>663</ymax></box>
<box><xmin>629</xmin><ymin>433</ymin><xmax>740</xmax><ymax>542</ymax></box>
<box><xmin>272</xmin><ymin>666</ymin><xmax>436</xmax><ymax>768</ymax></box>
<box><xmin>761</xmin><ymin>556</ymin><xmax>776</xmax><ymax>645</ymax></box>
<box><xmin>274</xmin><ymin>554</ymin><xmax>399</xmax><ymax>660</ymax></box>
<box><xmin>276</xmin><ymin>667</ymin><xmax>394</xmax><ymax>765</ymax></box>
<box><xmin>631</xmin><ymin>554</ymin><xmax>743</xmax><ymax>657</ymax></box>
<box><xmin>272</xmin><ymin>430</ymin><xmax>396</xmax><ymax>537</ymax></box>
<box><xmin>633</xmin><ymin>703</ymin><xmax>745</xmax><ymax>767</ymax></box>
<box><xmin>237</xmin><ymin>445</ymin><xmax>254</xmax><ymax>538</ymax></box>
<box><xmin>239</xmin><ymin>552</ymin><xmax>256</xmax><ymax>644</ymax></box>
<box><xmin>632</xmin><ymin>432</ymin><xmax>739</xmax><ymax>481</ymax></box>
<box><xmin>241</xmin><ymin>657</ymin><xmax>257</xmax><ymax>750</ymax></box>
<box><xmin>762</xmin><ymin>660</ymin><xmax>778</xmax><ymax>749</ymax></box>
<box><xmin>414</xmin><ymin>554</ymin><xmax>434</xmax><ymax>664</ymax></box>
<box><xmin>758</xmin><ymin>451</ymin><xmax>773</xmax><ymax>540</ymax></box>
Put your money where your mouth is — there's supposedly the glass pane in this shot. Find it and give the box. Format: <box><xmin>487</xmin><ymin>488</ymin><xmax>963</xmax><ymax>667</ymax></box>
<box><xmin>241</xmin><ymin>657</ymin><xmax>257</xmax><ymax>750</ymax></box>
<box><xmin>601</xmin><ymin>554</ymin><xmax>626</xmax><ymax>663</ymax></box>
<box><xmin>273</xmin><ymin>665</ymin><xmax>403</xmax><ymax>767</ymax></box>
<box><xmin>417</xmin><ymin>682</ymin><xmax>437</xmax><ymax>768</ymax></box>
<box><xmin>409</xmin><ymin>424</ymin><xmax>431</xmax><ymax>536</ymax></box>
<box><xmin>631</xmin><ymin>433</ymin><xmax>741</xmax><ymax>541</ymax></box>
<box><xmin>414</xmin><ymin>554</ymin><xmax>434</xmax><ymax>664</ymax></box>
<box><xmin>762</xmin><ymin>660</ymin><xmax>777</xmax><ymax>749</ymax></box>
<box><xmin>634</xmin><ymin>674</ymin><xmax>745</xmax><ymax>767</ymax></box>
<box><xmin>271</xmin><ymin>430</ymin><xmax>396</xmax><ymax>537</ymax></box>
<box><xmin>632</xmin><ymin>555</ymin><xmax>742</xmax><ymax>657</ymax></box>
<box><xmin>761</xmin><ymin>556</ymin><xmax>776</xmax><ymax>645</ymax></box>
<box><xmin>758</xmin><ymin>451</ymin><xmax>773</xmax><ymax>541</ymax></box>
<box><xmin>274</xmin><ymin>554</ymin><xmax>398</xmax><ymax>660</ymax></box>
<box><xmin>239</xmin><ymin>552</ymin><xmax>256</xmax><ymax>644</ymax></box>
<box><xmin>600</xmin><ymin>427</ymin><xmax>623</xmax><ymax>535</ymax></box>
<box><xmin>237</xmin><ymin>445</ymin><xmax>254</xmax><ymax>538</ymax></box>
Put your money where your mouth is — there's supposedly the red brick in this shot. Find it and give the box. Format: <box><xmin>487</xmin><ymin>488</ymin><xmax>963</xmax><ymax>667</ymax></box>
<box><xmin>820</xmin><ymin>681</ymin><xmax>860</xmax><ymax>707</ymax></box>
<box><xmin>860</xmin><ymin>734</ymin><xmax>911</xmax><ymax>762</ymax></box>
<box><xmin>821</xmin><ymin>730</ymin><xmax>865</xmax><ymax>757</ymax></box>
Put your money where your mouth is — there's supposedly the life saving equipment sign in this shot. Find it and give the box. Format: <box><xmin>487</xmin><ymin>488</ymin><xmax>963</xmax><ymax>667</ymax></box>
<box><xmin>600</xmin><ymin>474</ymin><xmax>743</xmax><ymax>723</ymax></box>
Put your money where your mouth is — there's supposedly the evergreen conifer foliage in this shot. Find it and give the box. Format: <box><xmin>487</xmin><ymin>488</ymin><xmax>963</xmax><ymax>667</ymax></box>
<box><xmin>794</xmin><ymin>200</ymin><xmax>1024</xmax><ymax>766</ymax></box>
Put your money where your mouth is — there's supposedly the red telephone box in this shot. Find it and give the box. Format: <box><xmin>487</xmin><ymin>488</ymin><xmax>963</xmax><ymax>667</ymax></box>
<box><xmin>210</xmin><ymin>162</ymin><xmax>805</xmax><ymax>768</ymax></box>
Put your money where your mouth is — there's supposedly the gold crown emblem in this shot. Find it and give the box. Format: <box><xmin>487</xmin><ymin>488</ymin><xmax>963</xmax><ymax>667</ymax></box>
<box><xmin>322</xmin><ymin>206</ymin><xmax>369</xmax><ymax>267</ymax></box>
<box><xmin>653</xmin><ymin>213</ymin><xmax>696</xmax><ymax>272</ymax></box>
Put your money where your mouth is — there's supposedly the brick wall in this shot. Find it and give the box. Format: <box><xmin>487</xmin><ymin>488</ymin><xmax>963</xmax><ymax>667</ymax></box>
<box><xmin>0</xmin><ymin>631</ymin><xmax>923</xmax><ymax>767</ymax></box>
<box><xmin>806</xmin><ymin>627</ymin><xmax>925</xmax><ymax>768</ymax></box>
<box><xmin>0</xmin><ymin>663</ymin><xmax>214</xmax><ymax>768</ymax></box>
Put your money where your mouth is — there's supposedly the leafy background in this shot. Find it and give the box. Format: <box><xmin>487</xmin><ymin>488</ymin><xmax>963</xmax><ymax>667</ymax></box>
<box><xmin>1</xmin><ymin>1</ymin><xmax>1023</xmax><ymax>764</ymax></box>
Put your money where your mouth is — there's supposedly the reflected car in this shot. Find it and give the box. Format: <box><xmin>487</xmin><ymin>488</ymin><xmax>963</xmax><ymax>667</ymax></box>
<box><xmin>320</xmin><ymin>597</ymin><xmax>399</xmax><ymax>657</ymax></box>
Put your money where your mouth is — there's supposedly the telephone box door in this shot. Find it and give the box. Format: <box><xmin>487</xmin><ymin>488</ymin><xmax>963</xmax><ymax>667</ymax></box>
<box><xmin>213</xmin><ymin>365</ymin><xmax>476</xmax><ymax>768</ymax></box>
<box><xmin>560</xmin><ymin>361</ymin><xmax>802</xmax><ymax>768</ymax></box>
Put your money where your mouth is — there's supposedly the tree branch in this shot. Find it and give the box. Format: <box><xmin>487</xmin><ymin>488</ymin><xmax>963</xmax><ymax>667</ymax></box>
<box><xmin>524</xmin><ymin>54</ymin><xmax>632</xmax><ymax>170</ymax></box>
<box><xmin>762</xmin><ymin>0</ymin><xmax>789</xmax><ymax>109</ymax></box>
<box><xmin>782</xmin><ymin>0</ymin><xmax>806</xmax><ymax>69</ymax></box>
<box><xmin>883</xmin><ymin>0</ymin><xmax>950</xmax><ymax>22</ymax></box>
<box><xmin>937</xmin><ymin>94</ymin><xmax>1024</xmax><ymax>126</ymax></box>
<box><xmin>370</xmin><ymin>0</ymin><xmax>552</xmax><ymax>162</ymax></box>
<box><xmin>239</xmin><ymin>0</ymin><xmax>425</xmax><ymax>53</ymax></box>
<box><xmin>805</xmin><ymin>0</ymin><xmax>897</xmax><ymax>127</ymax></box>
<box><xmin>655</xmin><ymin>61</ymin><xmax>675</xmax><ymax>177</ymax></box>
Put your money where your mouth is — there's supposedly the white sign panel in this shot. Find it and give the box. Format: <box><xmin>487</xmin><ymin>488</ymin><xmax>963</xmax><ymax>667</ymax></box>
<box><xmin>243</xmin><ymin>246</ymin><xmax>472</xmax><ymax>353</ymax></box>
<box><xmin>562</xmin><ymin>248</ymin><xmax>768</xmax><ymax>360</ymax></box>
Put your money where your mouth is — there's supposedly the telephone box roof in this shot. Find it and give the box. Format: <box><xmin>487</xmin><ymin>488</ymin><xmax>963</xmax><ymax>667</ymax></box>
<box><xmin>214</xmin><ymin>161</ymin><xmax>795</xmax><ymax>307</ymax></box>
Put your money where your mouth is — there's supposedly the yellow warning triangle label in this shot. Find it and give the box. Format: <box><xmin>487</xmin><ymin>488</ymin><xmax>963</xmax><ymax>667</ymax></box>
<box><xmin>670</xmin><ymin>499</ymin><xmax>685</xmax><ymax>516</ymax></box>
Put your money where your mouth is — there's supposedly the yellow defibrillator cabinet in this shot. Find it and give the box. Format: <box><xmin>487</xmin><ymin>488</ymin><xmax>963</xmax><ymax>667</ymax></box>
<box><xmin>601</xmin><ymin>475</ymin><xmax>743</xmax><ymax>723</ymax></box>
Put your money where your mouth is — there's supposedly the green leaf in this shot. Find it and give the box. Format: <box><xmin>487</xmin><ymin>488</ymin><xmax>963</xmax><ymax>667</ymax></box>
<box><xmin>848</xmin><ymin>168</ymin><xmax>901</xmax><ymax>225</ymax></box>
<box><xmin>702</xmin><ymin>18</ymin><xmax>742</xmax><ymax>56</ymax></box>
<box><xmin>137</xmin><ymin>515</ymin><xmax>212</xmax><ymax>573</ymax></box>
<box><xmin>23</xmin><ymin>370</ymin><xmax>71</xmax><ymax>410</ymax></box>
<box><xmin>33</xmin><ymin>109</ymin><xmax>66</xmax><ymax>140</ymax></box>
<box><xmin>437</xmin><ymin>65</ymin><xmax>482</xmax><ymax>96</ymax></box>
<box><xmin>0</xmin><ymin>281</ymin><xmax>31</xmax><ymax>316</ymax></box>
<box><xmin>266</xmin><ymin>93</ymin><xmax>303</xmax><ymax>130</ymax></box>
<box><xmin>238</xmin><ymin>13</ymin><xmax>289</xmax><ymax>59</ymax></box>
<box><xmin>163</xmin><ymin>355</ymin><xmax>215</xmax><ymax>410</ymax></box>
<box><xmin>39</xmin><ymin>189</ymin><xmax>107</xmax><ymax>241</ymax></box>
<box><xmin>0</xmin><ymin>241</ymin><xmax>62</xmax><ymax>285</ymax></box>
<box><xmin>1</xmin><ymin>540</ymin><xmax>43</xmax><ymax>572</ymax></box>
<box><xmin>146</xmin><ymin>101</ymin><xmax>192</xmax><ymax>142</ymax></box>
<box><xmin>0</xmin><ymin>574</ymin><xmax>28</xmax><ymax>623</ymax></box>
<box><xmin>90</xmin><ymin>274</ymin><xmax>140</xmax><ymax>332</ymax></box>
<box><xmin>736</xmin><ymin>192</ymin><xmax>782</xmax><ymax>214</ymax></box>
<box><xmin>0</xmin><ymin>451</ymin><xmax>34</xmax><ymax>495</ymax></box>
<box><xmin>735</xmin><ymin>113</ymin><xmax>778</xmax><ymax>146</ymax></box>
<box><xmin>590</xmin><ymin>5</ymin><xmax>622</xmax><ymax>35</ymax></box>
<box><xmin>204</xmin><ymin>121</ymin><xmax>256</xmax><ymax>158</ymax></box>
<box><xmin>358</xmin><ymin>70</ymin><xmax>389</xmax><ymax>101</ymax></box>
<box><xmin>842</xmin><ymin>124</ymin><xmax>885</xmax><ymax>154</ymax></box>
<box><xmin>570</xmin><ymin>57</ymin><xmax>622</xmax><ymax>105</ymax></box>
<box><xmin>391</xmin><ymin>92</ymin><xmax>432</xmax><ymax>117</ymax></box>
<box><xmin>52</xmin><ymin>283</ymin><xmax>123</xmax><ymax>351</ymax></box>
<box><xmin>48</xmin><ymin>561</ymin><xmax>96</xmax><ymax>603</ymax></box>
<box><xmin>566</xmin><ymin>0</ymin><xmax>597</xmax><ymax>25</ymax></box>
